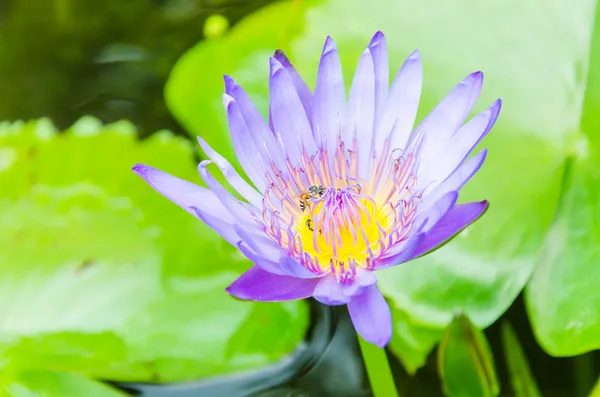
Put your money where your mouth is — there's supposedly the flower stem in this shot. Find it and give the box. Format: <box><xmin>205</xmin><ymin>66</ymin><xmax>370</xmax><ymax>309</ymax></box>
<box><xmin>358</xmin><ymin>334</ymin><xmax>400</xmax><ymax>397</ymax></box>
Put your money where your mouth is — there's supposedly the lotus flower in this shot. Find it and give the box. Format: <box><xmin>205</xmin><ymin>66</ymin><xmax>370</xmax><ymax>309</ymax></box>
<box><xmin>133</xmin><ymin>32</ymin><xmax>500</xmax><ymax>347</ymax></box>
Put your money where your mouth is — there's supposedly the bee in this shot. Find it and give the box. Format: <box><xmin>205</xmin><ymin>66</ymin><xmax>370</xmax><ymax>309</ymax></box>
<box><xmin>305</xmin><ymin>218</ymin><xmax>314</xmax><ymax>231</ymax></box>
<box><xmin>305</xmin><ymin>218</ymin><xmax>322</xmax><ymax>234</ymax></box>
<box><xmin>298</xmin><ymin>185</ymin><xmax>325</xmax><ymax>212</ymax></box>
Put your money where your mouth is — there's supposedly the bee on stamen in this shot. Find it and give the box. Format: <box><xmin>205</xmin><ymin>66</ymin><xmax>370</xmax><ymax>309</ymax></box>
<box><xmin>298</xmin><ymin>185</ymin><xmax>325</xmax><ymax>212</ymax></box>
<box><xmin>305</xmin><ymin>218</ymin><xmax>322</xmax><ymax>234</ymax></box>
<box><xmin>306</xmin><ymin>218</ymin><xmax>314</xmax><ymax>231</ymax></box>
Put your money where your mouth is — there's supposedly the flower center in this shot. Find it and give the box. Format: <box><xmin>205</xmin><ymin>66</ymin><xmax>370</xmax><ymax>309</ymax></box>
<box><xmin>257</xmin><ymin>138</ymin><xmax>420</xmax><ymax>279</ymax></box>
<box><xmin>297</xmin><ymin>186</ymin><xmax>388</xmax><ymax>276</ymax></box>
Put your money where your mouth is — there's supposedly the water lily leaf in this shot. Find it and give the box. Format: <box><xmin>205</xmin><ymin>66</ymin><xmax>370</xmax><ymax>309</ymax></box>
<box><xmin>501</xmin><ymin>322</ymin><xmax>541</xmax><ymax>397</ymax></box>
<box><xmin>388</xmin><ymin>306</ymin><xmax>442</xmax><ymax>375</ymax></box>
<box><xmin>525</xmin><ymin>2</ymin><xmax>600</xmax><ymax>357</ymax></box>
<box><xmin>525</xmin><ymin>156</ymin><xmax>600</xmax><ymax>356</ymax></box>
<box><xmin>438</xmin><ymin>314</ymin><xmax>499</xmax><ymax>397</ymax></box>
<box><xmin>0</xmin><ymin>118</ymin><xmax>308</xmax><ymax>383</ymax></box>
<box><xmin>1</xmin><ymin>371</ymin><xmax>127</xmax><ymax>397</ymax></box>
<box><xmin>165</xmin><ymin>0</ymin><xmax>592</xmax><ymax>369</ymax></box>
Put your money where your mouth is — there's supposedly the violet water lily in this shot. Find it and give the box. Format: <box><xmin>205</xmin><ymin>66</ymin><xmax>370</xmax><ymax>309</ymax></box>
<box><xmin>133</xmin><ymin>32</ymin><xmax>500</xmax><ymax>347</ymax></box>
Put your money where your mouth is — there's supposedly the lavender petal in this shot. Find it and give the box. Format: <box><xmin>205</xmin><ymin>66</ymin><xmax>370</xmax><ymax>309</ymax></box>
<box><xmin>313</xmin><ymin>35</ymin><xmax>345</xmax><ymax>154</ymax></box>
<box><xmin>347</xmin><ymin>284</ymin><xmax>392</xmax><ymax>347</ymax></box>
<box><xmin>414</xmin><ymin>71</ymin><xmax>484</xmax><ymax>175</ymax></box>
<box><xmin>367</xmin><ymin>31</ymin><xmax>389</xmax><ymax>118</ymax></box>
<box><xmin>226</xmin><ymin>266</ymin><xmax>320</xmax><ymax>302</ymax></box>
<box><xmin>312</xmin><ymin>274</ymin><xmax>351</xmax><ymax>306</ymax></box>
<box><xmin>408</xmin><ymin>200</ymin><xmax>489</xmax><ymax>260</ymax></box>
<box><xmin>274</xmin><ymin>49</ymin><xmax>313</xmax><ymax>121</ymax></box>
<box><xmin>379</xmin><ymin>49</ymin><xmax>422</xmax><ymax>152</ymax></box>
<box><xmin>421</xmin><ymin>99</ymin><xmax>501</xmax><ymax>187</ymax></box>
<box><xmin>269</xmin><ymin>57</ymin><xmax>317</xmax><ymax>162</ymax></box>
<box><xmin>345</xmin><ymin>48</ymin><xmax>375</xmax><ymax>178</ymax></box>
<box><xmin>197</xmin><ymin>136</ymin><xmax>263</xmax><ymax>208</ymax></box>
<box><xmin>132</xmin><ymin>164</ymin><xmax>234</xmax><ymax>223</ymax></box>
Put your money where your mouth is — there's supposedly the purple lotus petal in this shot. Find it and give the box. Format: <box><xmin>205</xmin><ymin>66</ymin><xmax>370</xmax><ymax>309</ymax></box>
<box><xmin>408</xmin><ymin>200</ymin><xmax>489</xmax><ymax>260</ymax></box>
<box><xmin>375</xmin><ymin>231</ymin><xmax>425</xmax><ymax>269</ymax></box>
<box><xmin>420</xmin><ymin>190</ymin><xmax>459</xmax><ymax>231</ymax></box>
<box><xmin>223</xmin><ymin>76</ymin><xmax>288</xmax><ymax>171</ymax></box>
<box><xmin>133</xmin><ymin>164</ymin><xmax>234</xmax><ymax>223</ymax></box>
<box><xmin>341</xmin><ymin>268</ymin><xmax>378</xmax><ymax>297</ymax></box>
<box><xmin>269</xmin><ymin>57</ymin><xmax>317</xmax><ymax>161</ymax></box>
<box><xmin>382</xmin><ymin>50</ymin><xmax>422</xmax><ymax>152</ymax></box>
<box><xmin>236</xmin><ymin>240</ymin><xmax>302</xmax><ymax>278</ymax></box>
<box><xmin>313</xmin><ymin>274</ymin><xmax>351</xmax><ymax>306</ymax></box>
<box><xmin>347</xmin><ymin>284</ymin><xmax>392</xmax><ymax>347</ymax></box>
<box><xmin>233</xmin><ymin>225</ymin><xmax>318</xmax><ymax>278</ymax></box>
<box><xmin>274</xmin><ymin>49</ymin><xmax>313</xmax><ymax>121</ymax></box>
<box><xmin>227</xmin><ymin>266</ymin><xmax>320</xmax><ymax>302</ymax></box>
<box><xmin>197</xmin><ymin>161</ymin><xmax>257</xmax><ymax>229</ymax></box>
<box><xmin>371</xmin><ymin>49</ymin><xmax>422</xmax><ymax>184</ymax></box>
<box><xmin>223</xmin><ymin>93</ymin><xmax>268</xmax><ymax>191</ymax></box>
<box><xmin>425</xmin><ymin>149</ymin><xmax>488</xmax><ymax>205</ymax></box>
<box><xmin>421</xmin><ymin>99</ymin><xmax>501</xmax><ymax>187</ymax></box>
<box><xmin>368</xmin><ymin>31</ymin><xmax>389</xmax><ymax>117</ymax></box>
<box><xmin>197</xmin><ymin>136</ymin><xmax>263</xmax><ymax>208</ymax></box>
<box><xmin>415</xmin><ymin>72</ymin><xmax>484</xmax><ymax>174</ymax></box>
<box><xmin>346</xmin><ymin>49</ymin><xmax>375</xmax><ymax>178</ymax></box>
<box><xmin>190</xmin><ymin>206</ymin><xmax>239</xmax><ymax>246</ymax></box>
<box><xmin>313</xmin><ymin>36</ymin><xmax>345</xmax><ymax>153</ymax></box>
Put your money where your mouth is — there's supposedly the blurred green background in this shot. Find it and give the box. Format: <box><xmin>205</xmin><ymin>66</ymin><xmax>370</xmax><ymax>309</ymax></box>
<box><xmin>1</xmin><ymin>0</ymin><xmax>600</xmax><ymax>396</ymax></box>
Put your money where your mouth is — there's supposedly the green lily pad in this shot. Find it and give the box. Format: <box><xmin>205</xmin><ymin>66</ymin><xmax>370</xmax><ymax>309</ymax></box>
<box><xmin>525</xmin><ymin>156</ymin><xmax>600</xmax><ymax>356</ymax></box>
<box><xmin>388</xmin><ymin>306</ymin><xmax>441</xmax><ymax>375</ymax></box>
<box><xmin>438</xmin><ymin>314</ymin><xmax>499</xmax><ymax>397</ymax></box>
<box><xmin>0</xmin><ymin>118</ymin><xmax>308</xmax><ymax>383</ymax></box>
<box><xmin>165</xmin><ymin>0</ymin><xmax>591</xmax><ymax>369</ymax></box>
<box><xmin>525</xmin><ymin>2</ymin><xmax>600</xmax><ymax>357</ymax></box>
<box><xmin>1</xmin><ymin>371</ymin><xmax>127</xmax><ymax>397</ymax></box>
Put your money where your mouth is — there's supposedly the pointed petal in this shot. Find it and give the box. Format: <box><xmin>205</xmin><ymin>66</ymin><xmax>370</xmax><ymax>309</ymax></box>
<box><xmin>274</xmin><ymin>49</ymin><xmax>313</xmax><ymax>121</ymax></box>
<box><xmin>312</xmin><ymin>274</ymin><xmax>351</xmax><ymax>306</ymax></box>
<box><xmin>424</xmin><ymin>149</ymin><xmax>487</xmax><ymax>205</ymax></box>
<box><xmin>415</xmin><ymin>72</ymin><xmax>484</xmax><ymax>164</ymax></box>
<box><xmin>197</xmin><ymin>136</ymin><xmax>263</xmax><ymax>208</ymax></box>
<box><xmin>233</xmin><ymin>225</ymin><xmax>318</xmax><ymax>278</ymax></box>
<box><xmin>226</xmin><ymin>266</ymin><xmax>319</xmax><ymax>302</ymax></box>
<box><xmin>269</xmin><ymin>58</ymin><xmax>317</xmax><ymax>162</ymax></box>
<box><xmin>313</xmin><ymin>36</ymin><xmax>345</xmax><ymax>153</ymax></box>
<box><xmin>375</xmin><ymin>232</ymin><xmax>425</xmax><ymax>269</ymax></box>
<box><xmin>345</xmin><ymin>49</ymin><xmax>375</xmax><ymax>178</ymax></box>
<box><xmin>222</xmin><ymin>93</ymin><xmax>267</xmax><ymax>191</ymax></box>
<box><xmin>378</xmin><ymin>50</ymin><xmax>422</xmax><ymax>152</ymax></box>
<box><xmin>223</xmin><ymin>76</ymin><xmax>288</xmax><ymax>172</ymax></box>
<box><xmin>189</xmin><ymin>207</ymin><xmax>239</xmax><ymax>246</ymax></box>
<box><xmin>132</xmin><ymin>164</ymin><xmax>234</xmax><ymax>223</ymax></box>
<box><xmin>419</xmin><ymin>190</ymin><xmax>459</xmax><ymax>232</ymax></box>
<box><xmin>197</xmin><ymin>161</ymin><xmax>256</xmax><ymax>228</ymax></box>
<box><xmin>409</xmin><ymin>200</ymin><xmax>489</xmax><ymax>260</ymax></box>
<box><xmin>347</xmin><ymin>284</ymin><xmax>392</xmax><ymax>347</ymax></box>
<box><xmin>368</xmin><ymin>31</ymin><xmax>389</xmax><ymax>118</ymax></box>
<box><xmin>421</xmin><ymin>99</ymin><xmax>500</xmax><ymax>187</ymax></box>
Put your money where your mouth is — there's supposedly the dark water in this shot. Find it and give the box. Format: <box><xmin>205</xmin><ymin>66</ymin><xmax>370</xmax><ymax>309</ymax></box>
<box><xmin>0</xmin><ymin>0</ymin><xmax>271</xmax><ymax>136</ymax></box>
